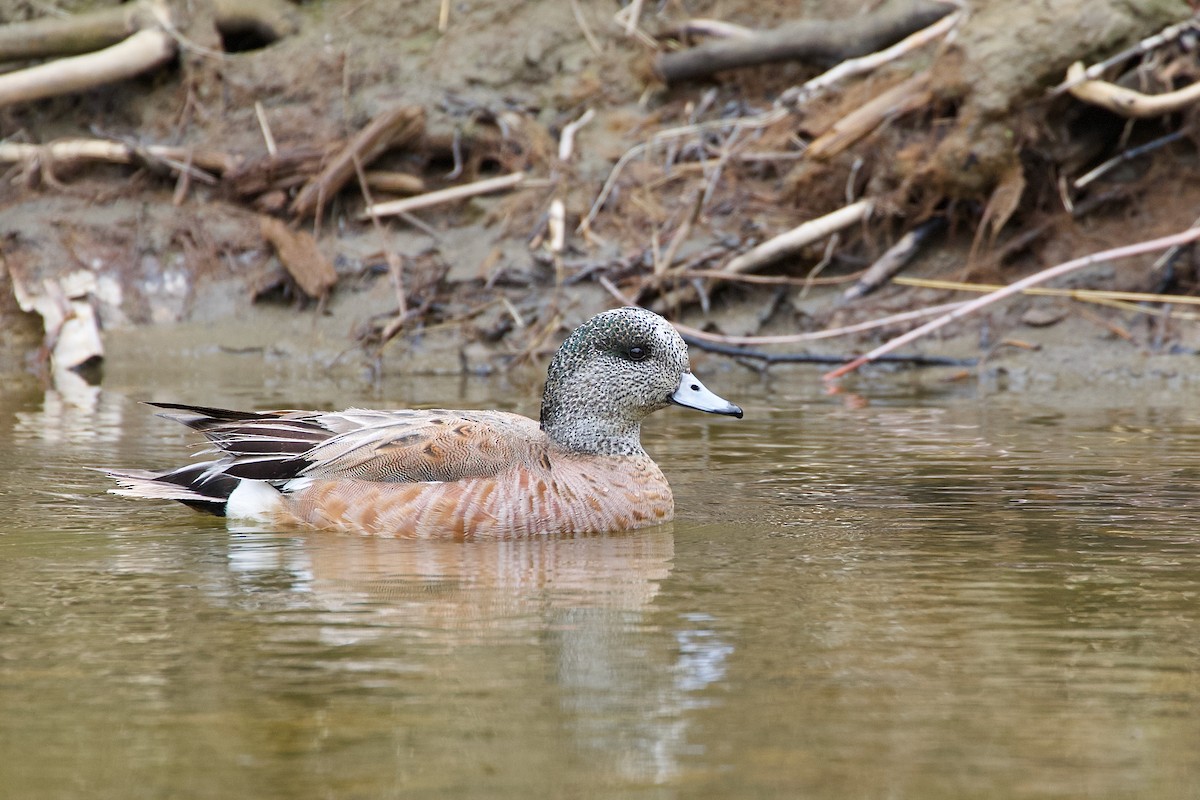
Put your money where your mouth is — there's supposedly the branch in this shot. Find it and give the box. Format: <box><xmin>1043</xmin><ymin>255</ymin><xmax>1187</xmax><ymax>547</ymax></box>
<box><xmin>654</xmin><ymin>0</ymin><xmax>955</xmax><ymax>84</ymax></box>
<box><xmin>823</xmin><ymin>226</ymin><xmax>1200</xmax><ymax>381</ymax></box>
<box><xmin>358</xmin><ymin>171</ymin><xmax>528</xmax><ymax>220</ymax></box>
<box><xmin>0</xmin><ymin>0</ymin><xmax>298</xmax><ymax>62</ymax></box>
<box><xmin>1066</xmin><ymin>60</ymin><xmax>1200</xmax><ymax>118</ymax></box>
<box><xmin>0</xmin><ymin>28</ymin><xmax>175</xmax><ymax>108</ymax></box>
<box><xmin>290</xmin><ymin>105</ymin><xmax>425</xmax><ymax>219</ymax></box>
<box><xmin>683</xmin><ymin>335</ymin><xmax>976</xmax><ymax>367</ymax></box>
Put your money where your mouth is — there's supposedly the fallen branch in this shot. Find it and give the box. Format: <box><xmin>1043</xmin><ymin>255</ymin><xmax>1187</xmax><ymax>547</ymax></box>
<box><xmin>822</xmin><ymin>226</ymin><xmax>1200</xmax><ymax>381</ymax></box>
<box><xmin>0</xmin><ymin>28</ymin><xmax>174</xmax><ymax>108</ymax></box>
<box><xmin>1066</xmin><ymin>60</ymin><xmax>1200</xmax><ymax>117</ymax></box>
<box><xmin>600</xmin><ymin>273</ymin><xmax>967</xmax><ymax>346</ymax></box>
<box><xmin>359</xmin><ymin>171</ymin><xmax>527</xmax><ymax>220</ymax></box>
<box><xmin>724</xmin><ymin>200</ymin><xmax>874</xmax><ymax>275</ymax></box>
<box><xmin>844</xmin><ymin>217</ymin><xmax>944</xmax><ymax>300</ymax></box>
<box><xmin>259</xmin><ymin>217</ymin><xmax>338</xmax><ymax>300</ymax></box>
<box><xmin>1049</xmin><ymin>16</ymin><xmax>1200</xmax><ymax>97</ymax></box>
<box><xmin>0</xmin><ymin>0</ymin><xmax>299</xmax><ymax>62</ymax></box>
<box><xmin>805</xmin><ymin>73</ymin><xmax>932</xmax><ymax>160</ymax></box>
<box><xmin>651</xmin><ymin>199</ymin><xmax>873</xmax><ymax>312</ymax></box>
<box><xmin>683</xmin><ymin>335</ymin><xmax>976</xmax><ymax>367</ymax></box>
<box><xmin>0</xmin><ymin>137</ymin><xmax>235</xmax><ymax>179</ymax></box>
<box><xmin>655</xmin><ymin>0</ymin><xmax>955</xmax><ymax>84</ymax></box>
<box><xmin>290</xmin><ymin>106</ymin><xmax>425</xmax><ymax>219</ymax></box>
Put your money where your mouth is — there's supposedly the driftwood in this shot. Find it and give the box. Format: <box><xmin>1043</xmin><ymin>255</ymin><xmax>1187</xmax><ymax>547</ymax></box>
<box><xmin>0</xmin><ymin>29</ymin><xmax>174</xmax><ymax>108</ymax></box>
<box><xmin>0</xmin><ymin>0</ymin><xmax>298</xmax><ymax>62</ymax></box>
<box><xmin>654</xmin><ymin>0</ymin><xmax>956</xmax><ymax>84</ymax></box>
<box><xmin>0</xmin><ymin>0</ymin><xmax>298</xmax><ymax>108</ymax></box>
<box><xmin>259</xmin><ymin>217</ymin><xmax>338</xmax><ymax>300</ymax></box>
<box><xmin>843</xmin><ymin>218</ymin><xmax>944</xmax><ymax>301</ymax></box>
<box><xmin>290</xmin><ymin>106</ymin><xmax>426</xmax><ymax>219</ymax></box>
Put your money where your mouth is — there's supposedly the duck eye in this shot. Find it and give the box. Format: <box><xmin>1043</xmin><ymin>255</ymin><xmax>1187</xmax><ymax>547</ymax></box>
<box><xmin>626</xmin><ymin>344</ymin><xmax>650</xmax><ymax>362</ymax></box>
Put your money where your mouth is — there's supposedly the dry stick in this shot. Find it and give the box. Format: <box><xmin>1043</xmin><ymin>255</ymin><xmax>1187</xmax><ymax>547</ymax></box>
<box><xmin>0</xmin><ymin>138</ymin><xmax>232</xmax><ymax>178</ymax></box>
<box><xmin>254</xmin><ymin>100</ymin><xmax>277</xmax><ymax>157</ymax></box>
<box><xmin>291</xmin><ymin>105</ymin><xmax>425</xmax><ymax>219</ymax></box>
<box><xmin>0</xmin><ymin>4</ymin><xmax>141</xmax><ymax>60</ymax></box>
<box><xmin>725</xmin><ymin>200</ymin><xmax>873</xmax><ymax>275</ymax></box>
<box><xmin>844</xmin><ymin>218</ymin><xmax>944</xmax><ymax>300</ymax></box>
<box><xmin>558</xmin><ymin>108</ymin><xmax>595</xmax><ymax>162</ymax></box>
<box><xmin>652</xmin><ymin>199</ymin><xmax>873</xmax><ymax>312</ymax></box>
<box><xmin>360</xmin><ymin>171</ymin><xmax>527</xmax><ymax>220</ymax></box>
<box><xmin>1074</xmin><ymin>130</ymin><xmax>1186</xmax><ymax>189</ymax></box>
<box><xmin>600</xmin><ymin>273</ymin><xmax>967</xmax><ymax>345</ymax></box>
<box><xmin>0</xmin><ymin>28</ymin><xmax>174</xmax><ymax>107</ymax></box>
<box><xmin>568</xmin><ymin>0</ymin><xmax>603</xmax><ymax>56</ymax></box>
<box><xmin>352</xmin><ymin>153</ymin><xmax>407</xmax><ymax>318</ymax></box>
<box><xmin>1066</xmin><ymin>61</ymin><xmax>1200</xmax><ymax>118</ymax></box>
<box><xmin>778</xmin><ymin>7</ymin><xmax>961</xmax><ymax>107</ymax></box>
<box><xmin>655</xmin><ymin>0</ymin><xmax>955</xmax><ymax>84</ymax></box>
<box><xmin>0</xmin><ymin>0</ymin><xmax>299</xmax><ymax>62</ymax></box>
<box><xmin>1049</xmin><ymin>16</ymin><xmax>1199</xmax><ymax>96</ymax></box>
<box><xmin>893</xmin><ymin>276</ymin><xmax>1200</xmax><ymax>307</ymax></box>
<box><xmin>822</xmin><ymin>227</ymin><xmax>1200</xmax><ymax>381</ymax></box>
<box><xmin>805</xmin><ymin>72</ymin><xmax>932</xmax><ymax>160</ymax></box>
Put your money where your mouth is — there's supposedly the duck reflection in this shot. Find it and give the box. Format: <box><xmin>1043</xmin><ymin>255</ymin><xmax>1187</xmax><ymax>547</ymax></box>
<box><xmin>218</xmin><ymin>527</ymin><xmax>731</xmax><ymax>785</ymax></box>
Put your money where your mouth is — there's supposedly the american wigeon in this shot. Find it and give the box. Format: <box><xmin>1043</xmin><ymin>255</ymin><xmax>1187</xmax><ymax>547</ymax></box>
<box><xmin>105</xmin><ymin>307</ymin><xmax>743</xmax><ymax>537</ymax></box>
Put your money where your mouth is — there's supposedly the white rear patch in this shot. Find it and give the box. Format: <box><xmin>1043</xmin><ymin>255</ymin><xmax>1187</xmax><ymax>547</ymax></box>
<box><xmin>226</xmin><ymin>480</ymin><xmax>284</xmax><ymax>521</ymax></box>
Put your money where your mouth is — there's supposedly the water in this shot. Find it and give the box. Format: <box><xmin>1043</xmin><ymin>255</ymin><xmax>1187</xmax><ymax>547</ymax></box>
<box><xmin>2</xmin><ymin>367</ymin><xmax>1200</xmax><ymax>799</ymax></box>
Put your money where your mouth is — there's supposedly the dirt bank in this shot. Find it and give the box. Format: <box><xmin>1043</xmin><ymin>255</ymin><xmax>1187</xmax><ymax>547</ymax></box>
<box><xmin>1</xmin><ymin>0</ymin><xmax>1198</xmax><ymax>393</ymax></box>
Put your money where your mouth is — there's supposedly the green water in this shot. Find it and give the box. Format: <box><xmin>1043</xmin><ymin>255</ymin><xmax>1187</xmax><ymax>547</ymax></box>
<box><xmin>2</xmin><ymin>368</ymin><xmax>1199</xmax><ymax>798</ymax></box>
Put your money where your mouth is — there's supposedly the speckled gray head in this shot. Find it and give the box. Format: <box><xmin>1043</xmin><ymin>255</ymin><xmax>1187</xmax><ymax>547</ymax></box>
<box><xmin>540</xmin><ymin>307</ymin><xmax>742</xmax><ymax>455</ymax></box>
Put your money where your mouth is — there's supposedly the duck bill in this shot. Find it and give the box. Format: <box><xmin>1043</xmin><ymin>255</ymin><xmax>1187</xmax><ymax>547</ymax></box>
<box><xmin>670</xmin><ymin>372</ymin><xmax>744</xmax><ymax>418</ymax></box>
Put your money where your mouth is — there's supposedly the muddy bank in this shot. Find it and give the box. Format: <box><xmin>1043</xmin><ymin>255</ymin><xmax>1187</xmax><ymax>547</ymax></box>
<box><xmin>1</xmin><ymin>0</ymin><xmax>1198</xmax><ymax>395</ymax></box>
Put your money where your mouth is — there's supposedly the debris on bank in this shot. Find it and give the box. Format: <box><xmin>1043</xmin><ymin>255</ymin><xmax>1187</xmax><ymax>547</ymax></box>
<box><xmin>1</xmin><ymin>0</ymin><xmax>1199</xmax><ymax>385</ymax></box>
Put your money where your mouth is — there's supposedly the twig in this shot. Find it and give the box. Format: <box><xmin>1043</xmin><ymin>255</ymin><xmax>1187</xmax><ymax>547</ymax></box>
<box><xmin>558</xmin><ymin>108</ymin><xmax>594</xmax><ymax>162</ymax></box>
<box><xmin>672</xmin><ymin>19</ymin><xmax>754</xmax><ymax>40</ymax></box>
<box><xmin>723</xmin><ymin>200</ymin><xmax>873</xmax><ymax>275</ymax></box>
<box><xmin>893</xmin><ymin>275</ymin><xmax>1200</xmax><ymax>307</ymax></box>
<box><xmin>359</xmin><ymin>171</ymin><xmax>528</xmax><ymax>220</ymax></box>
<box><xmin>0</xmin><ymin>138</ymin><xmax>232</xmax><ymax>179</ymax></box>
<box><xmin>291</xmin><ymin>105</ymin><xmax>425</xmax><ymax>218</ymax></box>
<box><xmin>600</xmin><ymin>273</ymin><xmax>967</xmax><ymax>345</ymax></box>
<box><xmin>778</xmin><ymin>6</ymin><xmax>962</xmax><ymax>108</ymax></box>
<box><xmin>1049</xmin><ymin>15</ymin><xmax>1200</xmax><ymax>96</ymax></box>
<box><xmin>823</xmin><ymin>226</ymin><xmax>1200</xmax><ymax>381</ymax></box>
<box><xmin>683</xmin><ymin>335</ymin><xmax>976</xmax><ymax>367</ymax></box>
<box><xmin>621</xmin><ymin>0</ymin><xmax>646</xmax><ymax>37</ymax></box>
<box><xmin>580</xmin><ymin>110</ymin><xmax>789</xmax><ymax>233</ymax></box>
<box><xmin>805</xmin><ymin>73</ymin><xmax>932</xmax><ymax>160</ymax></box>
<box><xmin>353</xmin><ymin>152</ymin><xmax>407</xmax><ymax>316</ymax></box>
<box><xmin>656</xmin><ymin>0</ymin><xmax>956</xmax><ymax>84</ymax></box>
<box><xmin>844</xmin><ymin>218</ymin><xmax>944</xmax><ymax>300</ymax></box>
<box><xmin>254</xmin><ymin>100</ymin><xmax>277</xmax><ymax>157</ymax></box>
<box><xmin>657</xmin><ymin>190</ymin><xmax>702</xmax><ymax>275</ymax></box>
<box><xmin>1074</xmin><ymin>130</ymin><xmax>1186</xmax><ymax>189</ymax></box>
<box><xmin>568</xmin><ymin>0</ymin><xmax>602</xmax><ymax>56</ymax></box>
<box><xmin>1066</xmin><ymin>60</ymin><xmax>1200</xmax><ymax>118</ymax></box>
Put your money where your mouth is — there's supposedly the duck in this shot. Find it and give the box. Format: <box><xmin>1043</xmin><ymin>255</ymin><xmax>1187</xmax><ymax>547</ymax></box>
<box><xmin>105</xmin><ymin>306</ymin><xmax>743</xmax><ymax>537</ymax></box>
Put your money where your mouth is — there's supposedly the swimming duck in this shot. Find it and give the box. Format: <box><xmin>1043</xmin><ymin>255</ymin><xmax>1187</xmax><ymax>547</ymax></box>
<box><xmin>105</xmin><ymin>307</ymin><xmax>743</xmax><ymax>537</ymax></box>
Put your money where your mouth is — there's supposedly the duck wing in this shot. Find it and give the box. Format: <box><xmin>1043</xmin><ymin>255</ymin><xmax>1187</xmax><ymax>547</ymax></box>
<box><xmin>150</xmin><ymin>403</ymin><xmax>540</xmax><ymax>484</ymax></box>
